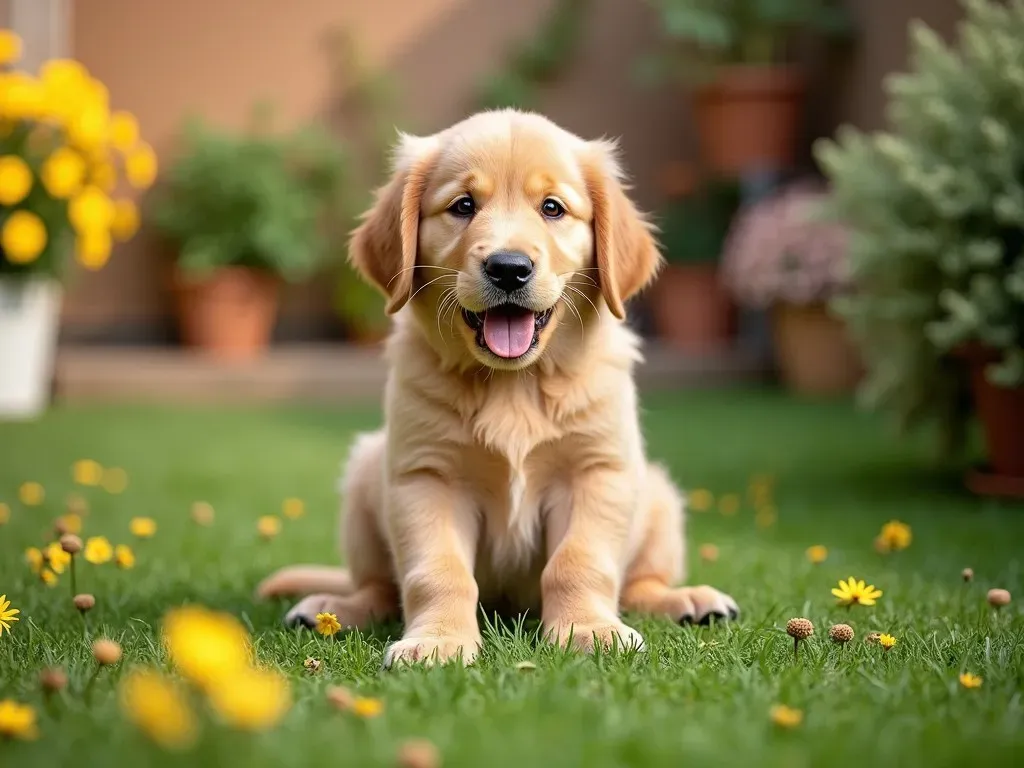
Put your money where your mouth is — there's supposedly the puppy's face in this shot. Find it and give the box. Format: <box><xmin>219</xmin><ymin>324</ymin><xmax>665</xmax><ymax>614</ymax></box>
<box><xmin>350</xmin><ymin>110</ymin><xmax>661</xmax><ymax>370</ymax></box>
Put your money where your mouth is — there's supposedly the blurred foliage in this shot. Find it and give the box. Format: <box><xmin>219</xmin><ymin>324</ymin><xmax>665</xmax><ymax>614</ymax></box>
<box><xmin>636</xmin><ymin>0</ymin><xmax>855</xmax><ymax>85</ymax></box>
<box><xmin>654</xmin><ymin>178</ymin><xmax>742</xmax><ymax>264</ymax></box>
<box><xmin>473</xmin><ymin>0</ymin><xmax>591</xmax><ymax>111</ymax></box>
<box><xmin>814</xmin><ymin>0</ymin><xmax>1024</xmax><ymax>454</ymax></box>
<box><xmin>150</xmin><ymin>106</ymin><xmax>346</xmax><ymax>283</ymax></box>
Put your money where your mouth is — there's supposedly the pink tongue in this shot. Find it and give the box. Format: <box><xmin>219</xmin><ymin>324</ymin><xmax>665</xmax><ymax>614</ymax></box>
<box><xmin>483</xmin><ymin>310</ymin><xmax>535</xmax><ymax>358</ymax></box>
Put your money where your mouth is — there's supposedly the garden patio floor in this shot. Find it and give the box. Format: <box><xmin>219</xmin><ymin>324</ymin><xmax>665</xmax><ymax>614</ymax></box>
<box><xmin>53</xmin><ymin>342</ymin><xmax>771</xmax><ymax>404</ymax></box>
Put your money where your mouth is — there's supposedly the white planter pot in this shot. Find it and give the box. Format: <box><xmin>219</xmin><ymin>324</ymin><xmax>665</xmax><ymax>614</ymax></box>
<box><xmin>0</xmin><ymin>278</ymin><xmax>62</xmax><ymax>420</ymax></box>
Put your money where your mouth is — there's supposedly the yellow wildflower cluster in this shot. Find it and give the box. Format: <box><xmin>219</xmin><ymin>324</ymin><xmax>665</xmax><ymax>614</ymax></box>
<box><xmin>875</xmin><ymin>520</ymin><xmax>912</xmax><ymax>553</ymax></box>
<box><xmin>0</xmin><ymin>30</ymin><xmax>156</xmax><ymax>273</ymax></box>
<box><xmin>120</xmin><ymin>604</ymin><xmax>291</xmax><ymax>750</ymax></box>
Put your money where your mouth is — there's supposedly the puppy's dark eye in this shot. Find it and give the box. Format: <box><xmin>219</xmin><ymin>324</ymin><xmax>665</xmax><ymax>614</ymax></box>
<box><xmin>448</xmin><ymin>196</ymin><xmax>476</xmax><ymax>218</ymax></box>
<box><xmin>541</xmin><ymin>198</ymin><xmax>565</xmax><ymax>219</ymax></box>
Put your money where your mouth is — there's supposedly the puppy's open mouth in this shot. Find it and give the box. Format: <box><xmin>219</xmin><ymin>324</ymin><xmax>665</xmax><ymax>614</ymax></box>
<box><xmin>461</xmin><ymin>304</ymin><xmax>554</xmax><ymax>359</ymax></box>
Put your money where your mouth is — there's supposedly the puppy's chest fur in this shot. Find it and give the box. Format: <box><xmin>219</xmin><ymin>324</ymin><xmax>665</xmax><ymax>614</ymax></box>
<box><xmin>457</xmin><ymin>377</ymin><xmax>587</xmax><ymax>608</ymax></box>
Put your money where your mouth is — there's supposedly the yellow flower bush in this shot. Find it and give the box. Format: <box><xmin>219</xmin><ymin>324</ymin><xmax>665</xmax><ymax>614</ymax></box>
<box><xmin>0</xmin><ymin>30</ymin><xmax>156</xmax><ymax>277</ymax></box>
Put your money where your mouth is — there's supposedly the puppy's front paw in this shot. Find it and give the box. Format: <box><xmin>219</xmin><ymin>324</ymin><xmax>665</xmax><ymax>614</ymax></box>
<box><xmin>284</xmin><ymin>594</ymin><xmax>350</xmax><ymax>630</ymax></box>
<box><xmin>680</xmin><ymin>585</ymin><xmax>740</xmax><ymax>626</ymax></box>
<box><xmin>382</xmin><ymin>635</ymin><xmax>481</xmax><ymax>669</ymax></box>
<box><xmin>545</xmin><ymin>620</ymin><xmax>645</xmax><ymax>654</ymax></box>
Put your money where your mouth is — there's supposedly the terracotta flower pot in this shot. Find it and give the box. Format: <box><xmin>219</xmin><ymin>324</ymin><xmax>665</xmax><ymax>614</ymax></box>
<box><xmin>649</xmin><ymin>263</ymin><xmax>735</xmax><ymax>353</ymax></box>
<box><xmin>692</xmin><ymin>66</ymin><xmax>806</xmax><ymax>175</ymax></box>
<box><xmin>959</xmin><ymin>346</ymin><xmax>1024</xmax><ymax>498</ymax></box>
<box><xmin>172</xmin><ymin>266</ymin><xmax>280</xmax><ymax>361</ymax></box>
<box><xmin>770</xmin><ymin>302</ymin><xmax>861</xmax><ymax>396</ymax></box>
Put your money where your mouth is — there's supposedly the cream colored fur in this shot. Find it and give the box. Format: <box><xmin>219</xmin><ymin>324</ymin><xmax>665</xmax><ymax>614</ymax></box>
<box><xmin>257</xmin><ymin>109</ymin><xmax>738</xmax><ymax>667</ymax></box>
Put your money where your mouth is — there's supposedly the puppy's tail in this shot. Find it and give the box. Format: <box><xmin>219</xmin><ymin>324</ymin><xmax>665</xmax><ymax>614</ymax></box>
<box><xmin>255</xmin><ymin>566</ymin><xmax>354</xmax><ymax>599</ymax></box>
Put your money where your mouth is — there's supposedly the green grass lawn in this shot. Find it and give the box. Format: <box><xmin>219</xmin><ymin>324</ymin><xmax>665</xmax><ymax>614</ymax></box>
<box><xmin>1</xmin><ymin>388</ymin><xmax>1022</xmax><ymax>767</ymax></box>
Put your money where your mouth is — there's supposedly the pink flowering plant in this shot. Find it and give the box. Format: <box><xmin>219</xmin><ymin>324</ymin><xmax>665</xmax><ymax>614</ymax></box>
<box><xmin>720</xmin><ymin>181</ymin><xmax>851</xmax><ymax>309</ymax></box>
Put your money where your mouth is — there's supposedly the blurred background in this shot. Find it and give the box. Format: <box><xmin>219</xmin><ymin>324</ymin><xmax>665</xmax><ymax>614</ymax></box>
<box><xmin>2</xmin><ymin>0</ymin><xmax>1021</xmax><ymax>498</ymax></box>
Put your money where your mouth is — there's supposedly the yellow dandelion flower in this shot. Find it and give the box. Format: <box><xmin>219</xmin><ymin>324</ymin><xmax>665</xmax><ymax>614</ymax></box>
<box><xmin>57</xmin><ymin>513</ymin><xmax>83</xmax><ymax>535</ymax></box>
<box><xmin>0</xmin><ymin>155</ymin><xmax>33</xmax><ymax>205</ymax></box>
<box><xmin>84</xmin><ymin>536</ymin><xmax>113</xmax><ymax>564</ymax></box>
<box><xmin>718</xmin><ymin>493</ymin><xmax>740</xmax><ymax>516</ymax></box>
<box><xmin>282</xmin><ymin>498</ymin><xmax>305</xmax><ymax>520</ymax></box>
<box><xmin>45</xmin><ymin>542</ymin><xmax>71</xmax><ymax>574</ymax></box>
<box><xmin>806</xmin><ymin>545</ymin><xmax>828</xmax><ymax>564</ymax></box>
<box><xmin>206</xmin><ymin>667</ymin><xmax>291</xmax><ymax>731</ymax></box>
<box><xmin>0</xmin><ymin>699</ymin><xmax>38</xmax><ymax>741</ymax></box>
<box><xmin>832</xmin><ymin>576</ymin><xmax>883</xmax><ymax>607</ymax></box>
<box><xmin>102</xmin><ymin>467</ymin><xmax>128</xmax><ymax>494</ymax></box>
<box><xmin>257</xmin><ymin>515</ymin><xmax>281</xmax><ymax>540</ymax></box>
<box><xmin>0</xmin><ymin>595</ymin><xmax>20</xmax><ymax>637</ymax></box>
<box><xmin>878</xmin><ymin>520</ymin><xmax>912</xmax><ymax>552</ymax></box>
<box><xmin>65</xmin><ymin>103</ymin><xmax>109</xmax><ymax>153</ymax></box>
<box><xmin>351</xmin><ymin>697</ymin><xmax>384</xmax><ymax>719</ymax></box>
<box><xmin>769</xmin><ymin>704</ymin><xmax>803</xmax><ymax>729</ymax></box>
<box><xmin>687</xmin><ymin>488</ymin><xmax>713</xmax><ymax>512</ymax></box>
<box><xmin>1</xmin><ymin>211</ymin><xmax>47</xmax><ymax>265</ymax></box>
<box><xmin>0</xmin><ymin>502</ymin><xmax>9</xmax><ymax>525</ymax></box>
<box><xmin>72</xmin><ymin>458</ymin><xmax>103</xmax><ymax>486</ymax></box>
<box><xmin>130</xmin><ymin>517</ymin><xmax>157</xmax><ymax>538</ymax></box>
<box><xmin>41</xmin><ymin>147</ymin><xmax>87</xmax><ymax>199</ymax></box>
<box><xmin>76</xmin><ymin>227</ymin><xmax>113</xmax><ymax>271</ymax></box>
<box><xmin>161</xmin><ymin>605</ymin><xmax>252</xmax><ymax>689</ymax></box>
<box><xmin>191</xmin><ymin>501</ymin><xmax>214</xmax><ymax>526</ymax></box>
<box><xmin>315</xmin><ymin>612</ymin><xmax>341</xmax><ymax>636</ymax></box>
<box><xmin>109</xmin><ymin>111</ymin><xmax>139</xmax><ymax>152</ymax></box>
<box><xmin>878</xmin><ymin>633</ymin><xmax>897</xmax><ymax>651</ymax></box>
<box><xmin>119</xmin><ymin>668</ymin><xmax>198</xmax><ymax>750</ymax></box>
<box><xmin>39</xmin><ymin>568</ymin><xmax>58</xmax><ymax>587</ymax></box>
<box><xmin>18</xmin><ymin>481</ymin><xmax>45</xmax><ymax>506</ymax></box>
<box><xmin>111</xmin><ymin>199</ymin><xmax>140</xmax><ymax>241</ymax></box>
<box><xmin>959</xmin><ymin>672</ymin><xmax>983</xmax><ymax>689</ymax></box>
<box><xmin>25</xmin><ymin>547</ymin><xmax>43</xmax><ymax>573</ymax></box>
<box><xmin>0</xmin><ymin>29</ymin><xmax>24</xmax><ymax>65</ymax></box>
<box><xmin>125</xmin><ymin>142</ymin><xmax>158</xmax><ymax>189</ymax></box>
<box><xmin>114</xmin><ymin>544</ymin><xmax>135</xmax><ymax>570</ymax></box>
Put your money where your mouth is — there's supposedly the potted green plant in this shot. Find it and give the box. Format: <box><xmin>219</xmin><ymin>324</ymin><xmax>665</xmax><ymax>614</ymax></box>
<box><xmin>151</xmin><ymin>110</ymin><xmax>346</xmax><ymax>360</ymax></box>
<box><xmin>814</xmin><ymin>0</ymin><xmax>1024</xmax><ymax>496</ymax></box>
<box><xmin>650</xmin><ymin>175</ymin><xmax>741</xmax><ymax>352</ymax></box>
<box><xmin>639</xmin><ymin>0</ymin><xmax>853</xmax><ymax>174</ymax></box>
<box><xmin>1</xmin><ymin>35</ymin><xmax>154</xmax><ymax>418</ymax></box>
<box><xmin>720</xmin><ymin>179</ymin><xmax>859</xmax><ymax>395</ymax></box>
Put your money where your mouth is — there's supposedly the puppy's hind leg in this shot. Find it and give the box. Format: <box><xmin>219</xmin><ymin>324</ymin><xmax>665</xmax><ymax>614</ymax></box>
<box><xmin>283</xmin><ymin>430</ymin><xmax>400</xmax><ymax>630</ymax></box>
<box><xmin>620</xmin><ymin>463</ymin><xmax>739</xmax><ymax>625</ymax></box>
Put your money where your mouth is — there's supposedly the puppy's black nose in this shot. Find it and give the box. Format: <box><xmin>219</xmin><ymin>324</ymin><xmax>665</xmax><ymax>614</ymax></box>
<box><xmin>483</xmin><ymin>251</ymin><xmax>533</xmax><ymax>293</ymax></box>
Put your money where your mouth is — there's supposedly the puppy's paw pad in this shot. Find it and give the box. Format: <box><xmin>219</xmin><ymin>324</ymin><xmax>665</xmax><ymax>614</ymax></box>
<box><xmin>689</xmin><ymin>585</ymin><xmax>740</xmax><ymax>624</ymax></box>
<box><xmin>382</xmin><ymin>636</ymin><xmax>480</xmax><ymax>669</ymax></box>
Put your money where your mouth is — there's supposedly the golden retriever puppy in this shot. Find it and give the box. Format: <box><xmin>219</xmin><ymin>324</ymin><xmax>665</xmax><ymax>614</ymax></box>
<box><xmin>257</xmin><ymin>109</ymin><xmax>738</xmax><ymax>667</ymax></box>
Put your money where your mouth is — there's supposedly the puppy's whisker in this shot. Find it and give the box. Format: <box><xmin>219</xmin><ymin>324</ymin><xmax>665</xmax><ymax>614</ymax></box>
<box><xmin>564</xmin><ymin>284</ymin><xmax>599</xmax><ymax>317</ymax></box>
<box><xmin>407</xmin><ymin>273</ymin><xmax>457</xmax><ymax>304</ymax></box>
<box><xmin>435</xmin><ymin>288</ymin><xmax>459</xmax><ymax>349</ymax></box>
<box><xmin>386</xmin><ymin>265</ymin><xmax>461</xmax><ymax>289</ymax></box>
<box><xmin>557</xmin><ymin>269</ymin><xmax>599</xmax><ymax>287</ymax></box>
<box><xmin>560</xmin><ymin>293</ymin><xmax>585</xmax><ymax>343</ymax></box>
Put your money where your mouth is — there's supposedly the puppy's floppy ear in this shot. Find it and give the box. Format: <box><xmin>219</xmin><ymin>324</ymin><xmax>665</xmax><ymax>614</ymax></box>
<box><xmin>581</xmin><ymin>140</ymin><xmax>663</xmax><ymax>320</ymax></box>
<box><xmin>349</xmin><ymin>132</ymin><xmax>439</xmax><ymax>315</ymax></box>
